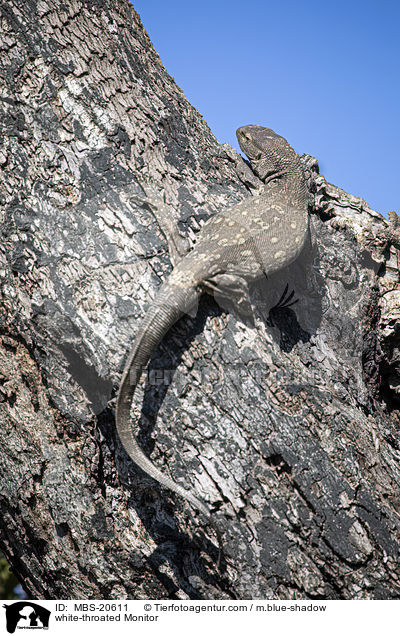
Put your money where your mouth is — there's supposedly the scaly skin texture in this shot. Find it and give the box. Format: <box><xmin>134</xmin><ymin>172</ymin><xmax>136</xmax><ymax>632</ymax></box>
<box><xmin>116</xmin><ymin>125</ymin><xmax>310</xmax><ymax>517</ymax></box>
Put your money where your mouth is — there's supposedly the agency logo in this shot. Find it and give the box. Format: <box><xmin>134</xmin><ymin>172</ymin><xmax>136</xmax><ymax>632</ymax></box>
<box><xmin>3</xmin><ymin>602</ymin><xmax>50</xmax><ymax>633</ymax></box>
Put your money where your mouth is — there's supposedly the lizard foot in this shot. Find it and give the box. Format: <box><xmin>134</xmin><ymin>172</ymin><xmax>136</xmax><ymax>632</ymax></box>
<box><xmin>267</xmin><ymin>283</ymin><xmax>299</xmax><ymax>328</ymax></box>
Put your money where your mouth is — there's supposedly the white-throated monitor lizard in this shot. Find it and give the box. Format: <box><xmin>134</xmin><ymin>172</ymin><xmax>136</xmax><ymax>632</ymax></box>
<box><xmin>116</xmin><ymin>125</ymin><xmax>309</xmax><ymax>520</ymax></box>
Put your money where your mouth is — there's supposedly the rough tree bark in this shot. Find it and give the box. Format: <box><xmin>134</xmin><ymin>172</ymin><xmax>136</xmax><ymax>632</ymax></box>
<box><xmin>0</xmin><ymin>0</ymin><xmax>399</xmax><ymax>600</ymax></box>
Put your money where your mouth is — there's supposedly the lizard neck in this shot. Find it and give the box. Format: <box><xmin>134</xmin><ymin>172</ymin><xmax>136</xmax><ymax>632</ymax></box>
<box><xmin>263</xmin><ymin>164</ymin><xmax>308</xmax><ymax>209</ymax></box>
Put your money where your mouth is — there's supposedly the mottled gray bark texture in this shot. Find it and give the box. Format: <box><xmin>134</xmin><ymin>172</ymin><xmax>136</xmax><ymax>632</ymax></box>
<box><xmin>0</xmin><ymin>0</ymin><xmax>399</xmax><ymax>600</ymax></box>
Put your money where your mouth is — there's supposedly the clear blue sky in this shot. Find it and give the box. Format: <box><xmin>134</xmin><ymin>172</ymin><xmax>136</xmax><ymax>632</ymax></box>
<box><xmin>132</xmin><ymin>0</ymin><xmax>399</xmax><ymax>216</ymax></box>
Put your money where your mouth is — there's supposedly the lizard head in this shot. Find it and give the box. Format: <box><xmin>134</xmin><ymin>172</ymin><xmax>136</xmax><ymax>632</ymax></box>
<box><xmin>236</xmin><ymin>125</ymin><xmax>299</xmax><ymax>182</ymax></box>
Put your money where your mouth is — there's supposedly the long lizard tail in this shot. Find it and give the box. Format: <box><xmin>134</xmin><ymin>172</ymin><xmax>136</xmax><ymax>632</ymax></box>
<box><xmin>115</xmin><ymin>280</ymin><xmax>211</xmax><ymax>517</ymax></box>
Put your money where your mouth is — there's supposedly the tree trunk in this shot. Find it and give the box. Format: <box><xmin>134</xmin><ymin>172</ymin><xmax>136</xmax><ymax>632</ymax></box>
<box><xmin>0</xmin><ymin>0</ymin><xmax>399</xmax><ymax>600</ymax></box>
